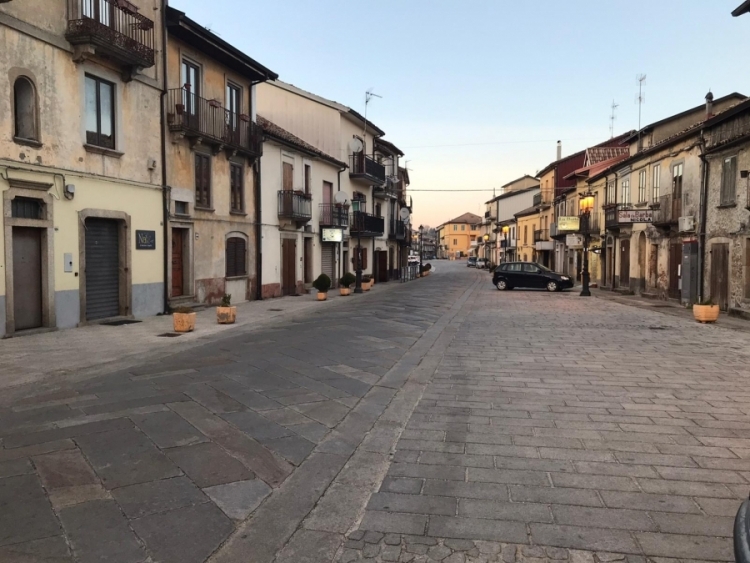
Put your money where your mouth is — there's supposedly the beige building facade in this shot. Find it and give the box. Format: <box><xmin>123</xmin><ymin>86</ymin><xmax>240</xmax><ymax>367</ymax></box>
<box><xmin>1</xmin><ymin>0</ymin><xmax>165</xmax><ymax>336</ymax></box>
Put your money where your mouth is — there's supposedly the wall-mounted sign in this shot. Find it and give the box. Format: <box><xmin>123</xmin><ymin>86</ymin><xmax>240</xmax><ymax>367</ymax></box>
<box><xmin>618</xmin><ymin>209</ymin><xmax>653</xmax><ymax>223</ymax></box>
<box><xmin>135</xmin><ymin>230</ymin><xmax>156</xmax><ymax>250</ymax></box>
<box><xmin>321</xmin><ymin>228</ymin><xmax>343</xmax><ymax>243</ymax></box>
<box><xmin>566</xmin><ymin>234</ymin><xmax>584</xmax><ymax>248</ymax></box>
<box><xmin>558</xmin><ymin>216</ymin><xmax>580</xmax><ymax>231</ymax></box>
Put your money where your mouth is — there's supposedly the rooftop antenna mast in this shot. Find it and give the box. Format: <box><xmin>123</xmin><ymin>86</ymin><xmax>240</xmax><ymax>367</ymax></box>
<box><xmin>609</xmin><ymin>100</ymin><xmax>619</xmax><ymax>138</ymax></box>
<box><xmin>636</xmin><ymin>74</ymin><xmax>646</xmax><ymax>148</ymax></box>
<box><xmin>363</xmin><ymin>88</ymin><xmax>382</xmax><ymax>146</ymax></box>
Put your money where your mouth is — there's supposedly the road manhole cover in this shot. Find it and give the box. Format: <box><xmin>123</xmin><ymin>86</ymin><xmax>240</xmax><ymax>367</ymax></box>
<box><xmin>102</xmin><ymin>319</ymin><xmax>142</xmax><ymax>326</ymax></box>
<box><xmin>157</xmin><ymin>332</ymin><xmax>183</xmax><ymax>338</ymax></box>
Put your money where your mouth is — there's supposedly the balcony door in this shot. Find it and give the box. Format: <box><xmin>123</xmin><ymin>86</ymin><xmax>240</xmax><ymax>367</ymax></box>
<box><xmin>322</xmin><ymin>181</ymin><xmax>333</xmax><ymax>225</ymax></box>
<box><xmin>83</xmin><ymin>0</ymin><xmax>113</xmax><ymax>27</ymax></box>
<box><xmin>225</xmin><ymin>83</ymin><xmax>241</xmax><ymax>144</ymax></box>
<box><xmin>181</xmin><ymin>60</ymin><xmax>200</xmax><ymax>130</ymax></box>
<box><xmin>282</xmin><ymin>162</ymin><xmax>294</xmax><ymax>216</ymax></box>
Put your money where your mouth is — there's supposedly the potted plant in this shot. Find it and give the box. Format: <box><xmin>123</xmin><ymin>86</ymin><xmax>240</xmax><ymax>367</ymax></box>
<box><xmin>313</xmin><ymin>274</ymin><xmax>331</xmax><ymax>301</ymax></box>
<box><xmin>693</xmin><ymin>299</ymin><xmax>720</xmax><ymax>323</ymax></box>
<box><xmin>216</xmin><ymin>294</ymin><xmax>236</xmax><ymax>324</ymax></box>
<box><xmin>175</xmin><ymin>103</ymin><xmax>185</xmax><ymax>115</ymax></box>
<box><xmin>339</xmin><ymin>272</ymin><xmax>355</xmax><ymax>296</ymax></box>
<box><xmin>421</xmin><ymin>263</ymin><xmax>432</xmax><ymax>277</ymax></box>
<box><xmin>172</xmin><ymin>306</ymin><xmax>196</xmax><ymax>333</ymax></box>
<box><xmin>361</xmin><ymin>275</ymin><xmax>372</xmax><ymax>291</ymax></box>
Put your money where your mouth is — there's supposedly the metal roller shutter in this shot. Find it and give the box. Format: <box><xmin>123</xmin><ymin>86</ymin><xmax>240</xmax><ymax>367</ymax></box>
<box><xmin>85</xmin><ymin>218</ymin><xmax>120</xmax><ymax>320</ymax></box>
<box><xmin>322</xmin><ymin>244</ymin><xmax>335</xmax><ymax>285</ymax></box>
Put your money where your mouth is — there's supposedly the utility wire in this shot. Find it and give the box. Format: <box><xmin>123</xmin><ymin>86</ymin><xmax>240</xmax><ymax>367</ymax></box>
<box><xmin>401</xmin><ymin>137</ymin><xmax>601</xmax><ymax>149</ymax></box>
<box><xmin>407</xmin><ymin>189</ymin><xmax>497</xmax><ymax>192</ymax></box>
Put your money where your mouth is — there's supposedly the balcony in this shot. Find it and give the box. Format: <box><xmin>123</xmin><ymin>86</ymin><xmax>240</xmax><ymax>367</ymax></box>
<box><xmin>374</xmin><ymin>179</ymin><xmax>398</xmax><ymax>199</ymax></box>
<box><xmin>534</xmin><ymin>229</ymin><xmax>548</xmax><ymax>242</ymax></box>
<box><xmin>533</xmin><ymin>193</ymin><xmax>542</xmax><ymax>207</ymax></box>
<box><xmin>277</xmin><ymin>191</ymin><xmax>312</xmax><ymax>224</ymax></box>
<box><xmin>350</xmin><ymin>212</ymin><xmax>385</xmax><ymax>237</ymax></box>
<box><xmin>319</xmin><ymin>204</ymin><xmax>349</xmax><ymax>228</ymax></box>
<box><xmin>167</xmin><ymin>89</ymin><xmax>263</xmax><ymax>158</ymax></box>
<box><xmin>350</xmin><ymin>153</ymin><xmax>386</xmax><ymax>185</ymax></box>
<box><xmin>652</xmin><ymin>194</ymin><xmax>681</xmax><ymax>226</ymax></box>
<box><xmin>578</xmin><ymin>213</ymin><xmax>601</xmax><ymax>234</ymax></box>
<box><xmin>605</xmin><ymin>204</ymin><xmax>627</xmax><ymax>229</ymax></box>
<box><xmin>389</xmin><ymin>219</ymin><xmax>407</xmax><ymax>241</ymax></box>
<box><xmin>66</xmin><ymin>0</ymin><xmax>155</xmax><ymax>73</ymax></box>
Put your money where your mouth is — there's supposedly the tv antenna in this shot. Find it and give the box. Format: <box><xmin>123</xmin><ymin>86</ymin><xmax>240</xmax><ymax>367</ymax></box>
<box><xmin>636</xmin><ymin>74</ymin><xmax>646</xmax><ymax>130</ymax></box>
<box><xmin>363</xmin><ymin>88</ymin><xmax>382</xmax><ymax>140</ymax></box>
<box><xmin>609</xmin><ymin>100</ymin><xmax>619</xmax><ymax>138</ymax></box>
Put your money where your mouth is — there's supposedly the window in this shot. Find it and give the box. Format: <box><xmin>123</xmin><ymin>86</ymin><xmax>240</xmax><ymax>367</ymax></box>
<box><xmin>13</xmin><ymin>77</ymin><xmax>38</xmax><ymax>142</ymax></box>
<box><xmin>606</xmin><ymin>180</ymin><xmax>616</xmax><ymax>205</ymax></box>
<box><xmin>453</xmin><ymin>224</ymin><xmax>457</xmax><ymax>231</ymax></box>
<box><xmin>304</xmin><ymin>164</ymin><xmax>311</xmax><ymax>195</ymax></box>
<box><xmin>620</xmin><ymin>177</ymin><xmax>631</xmax><ymax>205</ymax></box>
<box><xmin>174</xmin><ymin>201</ymin><xmax>189</xmax><ymax>216</ymax></box>
<box><xmin>720</xmin><ymin>155</ymin><xmax>737</xmax><ymax>205</ymax></box>
<box><xmin>230</xmin><ymin>162</ymin><xmax>243</xmax><ymax>212</ymax></box>
<box><xmin>638</xmin><ymin>169</ymin><xmax>647</xmax><ymax>203</ymax></box>
<box><xmin>453</xmin><ymin>238</ymin><xmax>457</xmax><ymax>245</ymax></box>
<box><xmin>523</xmin><ymin>263</ymin><xmax>540</xmax><ymax>273</ymax></box>
<box><xmin>673</xmin><ymin>163</ymin><xmax>684</xmax><ymax>205</ymax></box>
<box><xmin>11</xmin><ymin>197</ymin><xmax>43</xmax><ymax>219</ymax></box>
<box><xmin>524</xmin><ymin>225</ymin><xmax>528</xmax><ymax>244</ymax></box>
<box><xmin>226</xmin><ymin>82</ymin><xmax>241</xmax><ymax>128</ymax></box>
<box><xmin>461</xmin><ymin>224</ymin><xmax>465</xmax><ymax>231</ymax></box>
<box><xmin>375</xmin><ymin>203</ymin><xmax>381</xmax><ymax>217</ymax></box>
<box><xmin>652</xmin><ymin>164</ymin><xmax>661</xmax><ymax>201</ymax></box>
<box><xmin>195</xmin><ymin>153</ymin><xmax>211</xmax><ymax>208</ymax></box>
<box><xmin>85</xmin><ymin>75</ymin><xmax>115</xmax><ymax>149</ymax></box>
<box><xmin>226</xmin><ymin>237</ymin><xmax>247</xmax><ymax>277</ymax></box>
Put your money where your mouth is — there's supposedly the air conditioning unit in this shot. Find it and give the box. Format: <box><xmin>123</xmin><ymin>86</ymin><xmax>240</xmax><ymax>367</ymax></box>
<box><xmin>678</xmin><ymin>216</ymin><xmax>695</xmax><ymax>233</ymax></box>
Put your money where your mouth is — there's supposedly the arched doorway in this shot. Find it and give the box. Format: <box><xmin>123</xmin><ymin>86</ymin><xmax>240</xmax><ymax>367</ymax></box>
<box><xmin>638</xmin><ymin>232</ymin><xmax>646</xmax><ymax>294</ymax></box>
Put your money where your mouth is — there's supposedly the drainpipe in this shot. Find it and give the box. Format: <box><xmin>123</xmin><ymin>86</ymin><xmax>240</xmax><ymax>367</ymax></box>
<box><xmin>698</xmin><ymin>136</ymin><xmax>709</xmax><ymax>303</ymax></box>
<box><xmin>160</xmin><ymin>0</ymin><xmax>169</xmax><ymax>313</ymax></box>
<box><xmin>254</xmin><ymin>156</ymin><xmax>262</xmax><ymax>301</ymax></box>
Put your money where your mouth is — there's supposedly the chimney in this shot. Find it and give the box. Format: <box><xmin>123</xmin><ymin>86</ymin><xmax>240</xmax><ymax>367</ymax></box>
<box><xmin>556</xmin><ymin>140</ymin><xmax>562</xmax><ymax>161</ymax></box>
<box><xmin>705</xmin><ymin>91</ymin><xmax>714</xmax><ymax>120</ymax></box>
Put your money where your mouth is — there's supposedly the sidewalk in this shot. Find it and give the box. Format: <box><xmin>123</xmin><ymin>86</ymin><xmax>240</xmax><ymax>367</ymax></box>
<box><xmin>594</xmin><ymin>288</ymin><xmax>750</xmax><ymax>333</ymax></box>
<box><xmin>0</xmin><ymin>282</ymin><xmax>402</xmax><ymax>392</ymax></box>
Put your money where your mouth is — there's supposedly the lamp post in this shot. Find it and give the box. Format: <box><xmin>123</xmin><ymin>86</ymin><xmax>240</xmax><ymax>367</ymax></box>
<box><xmin>419</xmin><ymin>225</ymin><xmax>424</xmax><ymax>276</ymax></box>
<box><xmin>501</xmin><ymin>225</ymin><xmax>510</xmax><ymax>263</ymax></box>
<box><xmin>579</xmin><ymin>192</ymin><xmax>595</xmax><ymax>297</ymax></box>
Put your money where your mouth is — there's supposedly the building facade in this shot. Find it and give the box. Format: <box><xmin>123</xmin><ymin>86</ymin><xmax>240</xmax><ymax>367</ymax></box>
<box><xmin>1</xmin><ymin>0</ymin><xmax>166</xmax><ymax>336</ymax></box>
<box><xmin>436</xmin><ymin>213</ymin><xmax>482</xmax><ymax>259</ymax></box>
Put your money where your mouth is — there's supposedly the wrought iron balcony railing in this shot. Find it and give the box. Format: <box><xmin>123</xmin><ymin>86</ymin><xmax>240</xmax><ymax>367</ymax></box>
<box><xmin>66</xmin><ymin>0</ymin><xmax>155</xmax><ymax>70</ymax></box>
<box><xmin>350</xmin><ymin>212</ymin><xmax>385</xmax><ymax>236</ymax></box>
<box><xmin>389</xmin><ymin>219</ymin><xmax>407</xmax><ymax>240</ymax></box>
<box><xmin>652</xmin><ymin>194</ymin><xmax>681</xmax><ymax>226</ymax></box>
<box><xmin>319</xmin><ymin>204</ymin><xmax>349</xmax><ymax>228</ymax></box>
<box><xmin>349</xmin><ymin>153</ymin><xmax>386</xmax><ymax>185</ymax></box>
<box><xmin>167</xmin><ymin>89</ymin><xmax>263</xmax><ymax>158</ymax></box>
<box><xmin>578</xmin><ymin>213</ymin><xmax>601</xmax><ymax>234</ymax></box>
<box><xmin>277</xmin><ymin>191</ymin><xmax>312</xmax><ymax>223</ymax></box>
<box><xmin>534</xmin><ymin>229</ymin><xmax>549</xmax><ymax>242</ymax></box>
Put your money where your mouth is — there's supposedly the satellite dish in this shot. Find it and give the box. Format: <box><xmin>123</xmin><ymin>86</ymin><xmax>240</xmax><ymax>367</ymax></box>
<box><xmin>348</xmin><ymin>138</ymin><xmax>364</xmax><ymax>153</ymax></box>
<box><xmin>333</xmin><ymin>191</ymin><xmax>348</xmax><ymax>205</ymax></box>
<box><xmin>399</xmin><ymin>208</ymin><xmax>411</xmax><ymax>221</ymax></box>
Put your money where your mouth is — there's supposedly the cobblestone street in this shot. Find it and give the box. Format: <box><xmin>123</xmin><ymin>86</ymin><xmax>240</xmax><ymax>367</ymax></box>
<box><xmin>2</xmin><ymin>261</ymin><xmax>750</xmax><ymax>562</ymax></box>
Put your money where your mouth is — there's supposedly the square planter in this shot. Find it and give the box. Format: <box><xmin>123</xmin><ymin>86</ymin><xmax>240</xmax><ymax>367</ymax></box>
<box><xmin>693</xmin><ymin>304</ymin><xmax>719</xmax><ymax>323</ymax></box>
<box><xmin>173</xmin><ymin>312</ymin><xmax>196</xmax><ymax>332</ymax></box>
<box><xmin>216</xmin><ymin>306</ymin><xmax>236</xmax><ymax>324</ymax></box>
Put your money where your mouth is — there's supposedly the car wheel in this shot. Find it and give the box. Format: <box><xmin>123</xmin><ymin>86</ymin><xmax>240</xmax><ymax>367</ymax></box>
<box><xmin>546</xmin><ymin>280</ymin><xmax>558</xmax><ymax>292</ymax></box>
<box><xmin>496</xmin><ymin>279</ymin><xmax>508</xmax><ymax>291</ymax></box>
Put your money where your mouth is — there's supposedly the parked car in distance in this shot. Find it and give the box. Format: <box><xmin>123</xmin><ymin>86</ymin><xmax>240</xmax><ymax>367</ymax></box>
<box><xmin>475</xmin><ymin>258</ymin><xmax>488</xmax><ymax>269</ymax></box>
<box><xmin>492</xmin><ymin>262</ymin><xmax>573</xmax><ymax>292</ymax></box>
<box><xmin>467</xmin><ymin>257</ymin><xmax>477</xmax><ymax>267</ymax></box>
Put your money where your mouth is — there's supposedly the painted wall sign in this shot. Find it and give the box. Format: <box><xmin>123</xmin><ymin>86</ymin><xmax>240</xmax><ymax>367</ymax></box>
<box><xmin>617</xmin><ymin>209</ymin><xmax>653</xmax><ymax>223</ymax></box>
<box><xmin>321</xmin><ymin>228</ymin><xmax>343</xmax><ymax>243</ymax></box>
<box><xmin>135</xmin><ymin>230</ymin><xmax>156</xmax><ymax>250</ymax></box>
<box><xmin>558</xmin><ymin>216</ymin><xmax>580</xmax><ymax>231</ymax></box>
<box><xmin>566</xmin><ymin>234</ymin><xmax>584</xmax><ymax>248</ymax></box>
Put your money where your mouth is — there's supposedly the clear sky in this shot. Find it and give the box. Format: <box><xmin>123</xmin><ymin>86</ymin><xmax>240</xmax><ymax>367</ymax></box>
<box><xmin>171</xmin><ymin>0</ymin><xmax>750</xmax><ymax>227</ymax></box>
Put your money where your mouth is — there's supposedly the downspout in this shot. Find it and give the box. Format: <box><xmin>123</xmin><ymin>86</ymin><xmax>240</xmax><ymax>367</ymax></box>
<box><xmin>160</xmin><ymin>0</ymin><xmax>169</xmax><ymax>313</ymax></box>
<box><xmin>698</xmin><ymin>135</ymin><xmax>709</xmax><ymax>303</ymax></box>
<box><xmin>254</xmin><ymin>156</ymin><xmax>262</xmax><ymax>301</ymax></box>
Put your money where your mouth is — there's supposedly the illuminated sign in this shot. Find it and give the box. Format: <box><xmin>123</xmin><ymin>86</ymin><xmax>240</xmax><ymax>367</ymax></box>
<box><xmin>321</xmin><ymin>228</ymin><xmax>343</xmax><ymax>242</ymax></box>
<box><xmin>558</xmin><ymin>216</ymin><xmax>580</xmax><ymax>231</ymax></box>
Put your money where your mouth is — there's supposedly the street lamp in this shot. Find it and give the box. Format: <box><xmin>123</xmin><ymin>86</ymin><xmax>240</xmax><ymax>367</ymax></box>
<box><xmin>482</xmin><ymin>233</ymin><xmax>490</xmax><ymax>262</ymax></box>
<box><xmin>501</xmin><ymin>225</ymin><xmax>510</xmax><ymax>262</ymax></box>
<box><xmin>419</xmin><ymin>225</ymin><xmax>424</xmax><ymax>276</ymax></box>
<box><xmin>579</xmin><ymin>192</ymin><xmax>595</xmax><ymax>297</ymax></box>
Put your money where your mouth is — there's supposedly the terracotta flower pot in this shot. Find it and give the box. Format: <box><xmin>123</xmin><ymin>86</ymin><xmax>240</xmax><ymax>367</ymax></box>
<box><xmin>173</xmin><ymin>312</ymin><xmax>196</xmax><ymax>332</ymax></box>
<box><xmin>317</xmin><ymin>292</ymin><xmax>328</xmax><ymax>301</ymax></box>
<box><xmin>693</xmin><ymin>304</ymin><xmax>719</xmax><ymax>323</ymax></box>
<box><xmin>363</xmin><ymin>281</ymin><xmax>371</xmax><ymax>291</ymax></box>
<box><xmin>216</xmin><ymin>306</ymin><xmax>236</xmax><ymax>324</ymax></box>
<box><xmin>340</xmin><ymin>288</ymin><xmax>351</xmax><ymax>296</ymax></box>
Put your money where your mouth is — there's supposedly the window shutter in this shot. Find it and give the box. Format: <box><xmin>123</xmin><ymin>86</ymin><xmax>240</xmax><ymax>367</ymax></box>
<box><xmin>283</xmin><ymin>162</ymin><xmax>293</xmax><ymax>191</ymax></box>
<box><xmin>729</xmin><ymin>156</ymin><xmax>738</xmax><ymax>203</ymax></box>
<box><xmin>226</xmin><ymin>238</ymin><xmax>236</xmax><ymax>277</ymax></box>
<box><xmin>225</xmin><ymin>237</ymin><xmax>246</xmax><ymax>277</ymax></box>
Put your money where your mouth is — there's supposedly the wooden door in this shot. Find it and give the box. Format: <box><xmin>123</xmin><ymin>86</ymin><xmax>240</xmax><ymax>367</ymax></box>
<box><xmin>620</xmin><ymin>239</ymin><xmax>630</xmax><ymax>286</ymax></box>
<box><xmin>668</xmin><ymin>242</ymin><xmax>682</xmax><ymax>299</ymax></box>
<box><xmin>378</xmin><ymin>251</ymin><xmax>388</xmax><ymax>283</ymax></box>
<box><xmin>12</xmin><ymin>227</ymin><xmax>42</xmax><ymax>330</ymax></box>
<box><xmin>304</xmin><ymin>238</ymin><xmax>313</xmax><ymax>284</ymax></box>
<box><xmin>282</xmin><ymin>239</ymin><xmax>296</xmax><ymax>296</ymax></box>
<box><xmin>711</xmin><ymin>243</ymin><xmax>729</xmax><ymax>311</ymax></box>
<box><xmin>171</xmin><ymin>228</ymin><xmax>184</xmax><ymax>297</ymax></box>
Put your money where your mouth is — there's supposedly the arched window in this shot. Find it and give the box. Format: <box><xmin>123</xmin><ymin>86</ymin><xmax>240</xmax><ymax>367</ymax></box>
<box><xmin>226</xmin><ymin>237</ymin><xmax>247</xmax><ymax>277</ymax></box>
<box><xmin>14</xmin><ymin>77</ymin><xmax>38</xmax><ymax>142</ymax></box>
